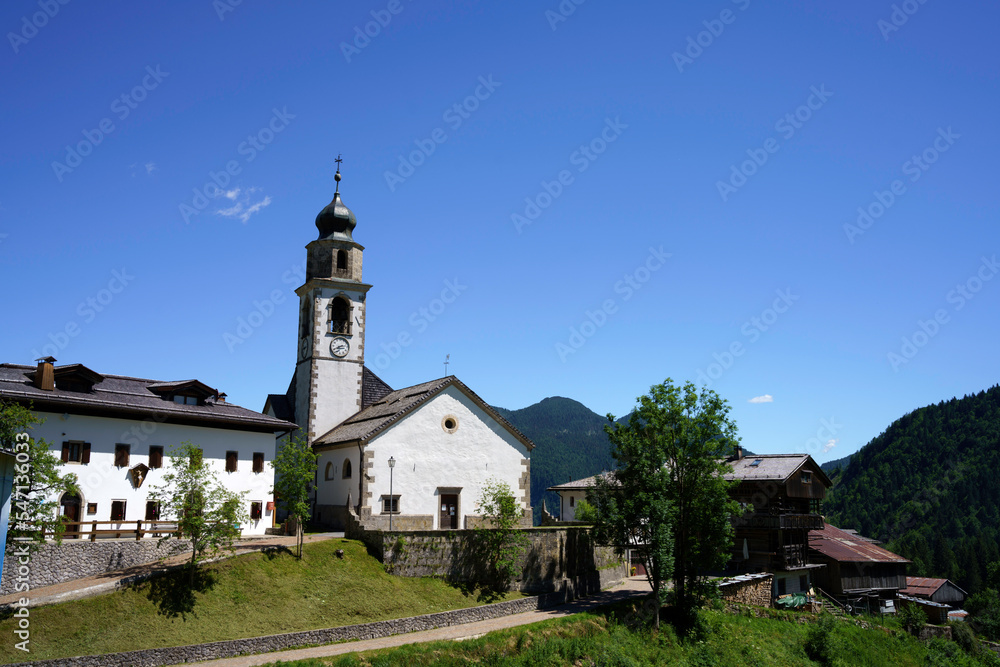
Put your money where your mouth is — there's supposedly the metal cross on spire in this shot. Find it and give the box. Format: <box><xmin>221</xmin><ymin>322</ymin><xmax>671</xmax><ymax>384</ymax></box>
<box><xmin>444</xmin><ymin>354</ymin><xmax>450</xmax><ymax>377</ymax></box>
<box><xmin>334</xmin><ymin>154</ymin><xmax>343</xmax><ymax>194</ymax></box>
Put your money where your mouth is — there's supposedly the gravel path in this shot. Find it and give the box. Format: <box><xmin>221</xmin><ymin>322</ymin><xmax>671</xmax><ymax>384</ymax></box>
<box><xmin>183</xmin><ymin>577</ymin><xmax>653</xmax><ymax>667</ymax></box>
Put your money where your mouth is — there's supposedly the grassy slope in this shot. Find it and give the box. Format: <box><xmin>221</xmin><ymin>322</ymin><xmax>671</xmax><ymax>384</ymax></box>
<box><xmin>261</xmin><ymin>604</ymin><xmax>995</xmax><ymax>667</ymax></box>
<box><xmin>0</xmin><ymin>539</ymin><xmax>521</xmax><ymax>664</ymax></box>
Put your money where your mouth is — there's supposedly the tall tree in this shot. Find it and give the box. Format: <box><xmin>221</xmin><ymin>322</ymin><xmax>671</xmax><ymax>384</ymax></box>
<box><xmin>592</xmin><ymin>379</ymin><xmax>740</xmax><ymax>622</ymax></box>
<box><xmin>0</xmin><ymin>401</ymin><xmax>79</xmax><ymax>550</ymax></box>
<box><xmin>149</xmin><ymin>442</ymin><xmax>248</xmax><ymax>584</ymax></box>
<box><xmin>270</xmin><ymin>436</ymin><xmax>317</xmax><ymax>559</ymax></box>
<box><xmin>590</xmin><ymin>425</ymin><xmax>674</xmax><ymax>629</ymax></box>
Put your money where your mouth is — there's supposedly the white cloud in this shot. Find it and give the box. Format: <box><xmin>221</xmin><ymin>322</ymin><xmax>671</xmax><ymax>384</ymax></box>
<box><xmin>214</xmin><ymin>188</ymin><xmax>272</xmax><ymax>224</ymax></box>
<box><xmin>145</xmin><ymin>162</ymin><xmax>157</xmax><ymax>174</ymax></box>
<box><xmin>823</xmin><ymin>438</ymin><xmax>838</xmax><ymax>452</ymax></box>
<box><xmin>748</xmin><ymin>394</ymin><xmax>773</xmax><ymax>404</ymax></box>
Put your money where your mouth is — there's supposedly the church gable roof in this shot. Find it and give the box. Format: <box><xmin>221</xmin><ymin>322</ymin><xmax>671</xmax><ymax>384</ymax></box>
<box><xmin>313</xmin><ymin>375</ymin><xmax>534</xmax><ymax>451</ymax></box>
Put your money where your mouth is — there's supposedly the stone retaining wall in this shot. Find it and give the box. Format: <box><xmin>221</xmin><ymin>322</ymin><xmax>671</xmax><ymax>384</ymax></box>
<box><xmin>7</xmin><ymin>588</ymin><xmax>579</xmax><ymax>667</ymax></box>
<box><xmin>381</xmin><ymin>527</ymin><xmax>627</xmax><ymax>594</ymax></box>
<box><xmin>1</xmin><ymin>539</ymin><xmax>192</xmax><ymax>595</ymax></box>
<box><xmin>717</xmin><ymin>574</ymin><xmax>773</xmax><ymax>607</ymax></box>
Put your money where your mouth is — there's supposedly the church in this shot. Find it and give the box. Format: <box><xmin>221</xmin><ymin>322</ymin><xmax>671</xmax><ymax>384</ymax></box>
<box><xmin>265</xmin><ymin>166</ymin><xmax>534</xmax><ymax>531</ymax></box>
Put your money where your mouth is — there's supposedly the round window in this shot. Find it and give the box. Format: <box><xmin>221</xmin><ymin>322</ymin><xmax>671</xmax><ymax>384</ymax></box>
<box><xmin>441</xmin><ymin>415</ymin><xmax>459</xmax><ymax>433</ymax></box>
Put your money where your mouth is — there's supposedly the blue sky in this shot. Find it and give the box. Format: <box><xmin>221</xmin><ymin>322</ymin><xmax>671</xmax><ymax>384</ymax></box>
<box><xmin>2</xmin><ymin>0</ymin><xmax>997</xmax><ymax>464</ymax></box>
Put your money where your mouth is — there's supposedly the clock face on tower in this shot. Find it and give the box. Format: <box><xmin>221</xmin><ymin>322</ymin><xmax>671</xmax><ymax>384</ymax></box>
<box><xmin>330</xmin><ymin>337</ymin><xmax>350</xmax><ymax>358</ymax></box>
<box><xmin>300</xmin><ymin>337</ymin><xmax>311</xmax><ymax>359</ymax></box>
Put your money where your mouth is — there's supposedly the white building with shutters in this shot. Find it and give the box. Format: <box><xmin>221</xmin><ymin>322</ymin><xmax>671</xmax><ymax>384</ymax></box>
<box><xmin>0</xmin><ymin>360</ymin><xmax>296</xmax><ymax>538</ymax></box>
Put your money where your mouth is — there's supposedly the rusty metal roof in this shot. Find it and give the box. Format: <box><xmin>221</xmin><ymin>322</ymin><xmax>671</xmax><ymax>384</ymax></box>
<box><xmin>808</xmin><ymin>523</ymin><xmax>911</xmax><ymax>563</ymax></box>
<box><xmin>901</xmin><ymin>577</ymin><xmax>966</xmax><ymax>598</ymax></box>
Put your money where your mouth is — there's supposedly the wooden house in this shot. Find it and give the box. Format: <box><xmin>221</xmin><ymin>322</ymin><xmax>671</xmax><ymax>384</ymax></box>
<box><xmin>724</xmin><ymin>453</ymin><xmax>831</xmax><ymax>596</ymax></box>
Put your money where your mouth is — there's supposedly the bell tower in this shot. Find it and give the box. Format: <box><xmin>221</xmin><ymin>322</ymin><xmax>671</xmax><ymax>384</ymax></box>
<box><xmin>294</xmin><ymin>160</ymin><xmax>372</xmax><ymax>441</ymax></box>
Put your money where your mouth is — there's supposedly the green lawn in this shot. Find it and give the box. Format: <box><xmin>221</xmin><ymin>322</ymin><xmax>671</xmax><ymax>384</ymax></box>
<box><xmin>260</xmin><ymin>602</ymin><xmax>1000</xmax><ymax>667</ymax></box>
<box><xmin>0</xmin><ymin>538</ymin><xmax>523</xmax><ymax>663</ymax></box>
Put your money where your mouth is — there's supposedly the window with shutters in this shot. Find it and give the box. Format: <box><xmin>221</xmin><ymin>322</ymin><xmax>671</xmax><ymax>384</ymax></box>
<box><xmin>252</xmin><ymin>452</ymin><xmax>264</xmax><ymax>473</ymax></box>
<box><xmin>225</xmin><ymin>451</ymin><xmax>238</xmax><ymax>472</ymax></box>
<box><xmin>149</xmin><ymin>445</ymin><xmax>163</xmax><ymax>469</ymax></box>
<box><xmin>145</xmin><ymin>501</ymin><xmax>160</xmax><ymax>521</ymax></box>
<box><xmin>114</xmin><ymin>444</ymin><xmax>130</xmax><ymax>468</ymax></box>
<box><xmin>250</xmin><ymin>501</ymin><xmax>262</xmax><ymax>521</ymax></box>
<box><xmin>111</xmin><ymin>500</ymin><xmax>127</xmax><ymax>522</ymax></box>
<box><xmin>60</xmin><ymin>441</ymin><xmax>91</xmax><ymax>464</ymax></box>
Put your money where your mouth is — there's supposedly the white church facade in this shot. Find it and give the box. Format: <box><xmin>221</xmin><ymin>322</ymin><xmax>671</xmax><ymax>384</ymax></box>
<box><xmin>265</xmin><ymin>167</ymin><xmax>533</xmax><ymax>530</ymax></box>
<box><xmin>0</xmin><ymin>359</ymin><xmax>297</xmax><ymax>537</ymax></box>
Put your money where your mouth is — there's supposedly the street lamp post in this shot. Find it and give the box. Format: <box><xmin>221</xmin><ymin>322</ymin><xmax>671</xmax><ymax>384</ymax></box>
<box><xmin>388</xmin><ymin>456</ymin><xmax>395</xmax><ymax>532</ymax></box>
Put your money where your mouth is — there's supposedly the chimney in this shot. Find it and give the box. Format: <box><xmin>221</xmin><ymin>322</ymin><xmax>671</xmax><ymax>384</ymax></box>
<box><xmin>736</xmin><ymin>445</ymin><xmax>743</xmax><ymax>461</ymax></box>
<box><xmin>34</xmin><ymin>357</ymin><xmax>56</xmax><ymax>391</ymax></box>
<box><xmin>216</xmin><ymin>392</ymin><xmax>227</xmax><ymax>404</ymax></box>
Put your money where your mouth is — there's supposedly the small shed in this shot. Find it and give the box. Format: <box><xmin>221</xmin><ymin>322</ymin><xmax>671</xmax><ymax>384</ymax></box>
<box><xmin>900</xmin><ymin>577</ymin><xmax>967</xmax><ymax>607</ymax></box>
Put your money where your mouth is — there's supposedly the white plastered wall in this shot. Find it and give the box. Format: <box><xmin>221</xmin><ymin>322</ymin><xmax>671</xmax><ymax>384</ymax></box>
<box><xmin>315</xmin><ymin>445</ymin><xmax>362</xmax><ymax>507</ymax></box>
<box><xmin>362</xmin><ymin>386</ymin><xmax>530</xmax><ymax>528</ymax></box>
<box><xmin>29</xmin><ymin>411</ymin><xmax>277</xmax><ymax>535</ymax></box>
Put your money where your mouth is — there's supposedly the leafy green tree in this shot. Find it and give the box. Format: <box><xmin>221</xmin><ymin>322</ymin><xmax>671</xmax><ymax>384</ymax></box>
<box><xmin>572</xmin><ymin>498</ymin><xmax>599</xmax><ymax>523</ymax></box>
<box><xmin>149</xmin><ymin>442</ymin><xmax>248</xmax><ymax>584</ymax></box>
<box><xmin>899</xmin><ymin>601</ymin><xmax>928</xmax><ymax>635</ymax></box>
<box><xmin>0</xmin><ymin>401</ymin><xmax>79</xmax><ymax>550</ymax></box>
<box><xmin>968</xmin><ymin>560</ymin><xmax>1000</xmax><ymax>641</ymax></box>
<box><xmin>591</xmin><ymin>379</ymin><xmax>740</xmax><ymax>624</ymax></box>
<box><xmin>474</xmin><ymin>477</ymin><xmax>529</xmax><ymax>600</ymax></box>
<box><xmin>271</xmin><ymin>436</ymin><xmax>317</xmax><ymax>559</ymax></box>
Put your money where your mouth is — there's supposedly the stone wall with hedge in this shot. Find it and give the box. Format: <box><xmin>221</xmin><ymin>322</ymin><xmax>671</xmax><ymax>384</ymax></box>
<box><xmin>6</xmin><ymin>589</ymin><xmax>581</xmax><ymax>667</ymax></box>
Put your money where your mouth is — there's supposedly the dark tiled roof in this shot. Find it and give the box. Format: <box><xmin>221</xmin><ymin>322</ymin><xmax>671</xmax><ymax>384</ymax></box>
<box><xmin>361</xmin><ymin>366</ymin><xmax>393</xmax><ymax>409</ymax></box>
<box><xmin>265</xmin><ymin>374</ymin><xmax>297</xmax><ymax>424</ymax></box>
<box><xmin>548</xmin><ymin>472</ymin><xmax>615</xmax><ymax>492</ymax></box>
<box><xmin>0</xmin><ymin>364</ymin><xmax>297</xmax><ymax>433</ymax></box>
<box><xmin>808</xmin><ymin>523</ymin><xmax>910</xmax><ymax>564</ymax></box>
<box><xmin>724</xmin><ymin>454</ymin><xmax>832</xmax><ymax>487</ymax></box>
<box><xmin>313</xmin><ymin>375</ymin><xmax>534</xmax><ymax>451</ymax></box>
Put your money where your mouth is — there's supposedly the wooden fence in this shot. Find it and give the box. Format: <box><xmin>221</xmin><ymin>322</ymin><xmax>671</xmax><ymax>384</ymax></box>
<box><xmin>46</xmin><ymin>520</ymin><xmax>181</xmax><ymax>541</ymax></box>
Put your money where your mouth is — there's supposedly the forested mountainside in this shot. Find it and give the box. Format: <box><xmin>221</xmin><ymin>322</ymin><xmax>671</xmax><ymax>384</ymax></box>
<box><xmin>493</xmin><ymin>397</ymin><xmax>614</xmax><ymax>524</ymax></box>
<box><xmin>825</xmin><ymin>385</ymin><xmax>1000</xmax><ymax>595</ymax></box>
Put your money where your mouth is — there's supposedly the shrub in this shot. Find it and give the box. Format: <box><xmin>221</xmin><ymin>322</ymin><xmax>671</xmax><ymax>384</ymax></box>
<box><xmin>804</xmin><ymin>614</ymin><xmax>839</xmax><ymax>666</ymax></box>
<box><xmin>897</xmin><ymin>601</ymin><xmax>927</xmax><ymax>635</ymax></box>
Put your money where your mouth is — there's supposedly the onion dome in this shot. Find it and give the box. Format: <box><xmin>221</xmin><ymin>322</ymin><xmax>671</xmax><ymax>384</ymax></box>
<box><xmin>315</xmin><ymin>162</ymin><xmax>356</xmax><ymax>241</ymax></box>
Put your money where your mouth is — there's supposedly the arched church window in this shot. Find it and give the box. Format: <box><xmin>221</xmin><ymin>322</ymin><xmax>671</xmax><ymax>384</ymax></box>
<box><xmin>325</xmin><ymin>462</ymin><xmax>334</xmax><ymax>480</ymax></box>
<box><xmin>336</xmin><ymin>250</ymin><xmax>348</xmax><ymax>273</ymax></box>
<box><xmin>329</xmin><ymin>297</ymin><xmax>351</xmax><ymax>335</ymax></box>
<box><xmin>342</xmin><ymin>458</ymin><xmax>352</xmax><ymax>479</ymax></box>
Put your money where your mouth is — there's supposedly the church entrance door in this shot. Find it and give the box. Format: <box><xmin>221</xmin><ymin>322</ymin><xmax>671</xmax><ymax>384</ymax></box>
<box><xmin>439</xmin><ymin>494</ymin><xmax>458</xmax><ymax>529</ymax></box>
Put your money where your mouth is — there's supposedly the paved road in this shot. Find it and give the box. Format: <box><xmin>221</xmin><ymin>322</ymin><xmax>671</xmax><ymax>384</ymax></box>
<box><xmin>183</xmin><ymin>577</ymin><xmax>653</xmax><ymax>667</ymax></box>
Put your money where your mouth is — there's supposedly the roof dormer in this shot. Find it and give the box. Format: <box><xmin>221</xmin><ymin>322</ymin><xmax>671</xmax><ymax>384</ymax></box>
<box><xmin>147</xmin><ymin>379</ymin><xmax>217</xmax><ymax>406</ymax></box>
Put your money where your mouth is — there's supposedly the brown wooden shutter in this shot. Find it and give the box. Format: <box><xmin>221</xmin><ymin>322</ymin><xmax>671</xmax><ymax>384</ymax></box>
<box><xmin>81</xmin><ymin>442</ymin><xmax>91</xmax><ymax>464</ymax></box>
<box><xmin>226</xmin><ymin>451</ymin><xmax>237</xmax><ymax>472</ymax></box>
<box><xmin>61</xmin><ymin>442</ymin><xmax>69</xmax><ymax>462</ymax></box>
<box><xmin>253</xmin><ymin>453</ymin><xmax>264</xmax><ymax>473</ymax></box>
